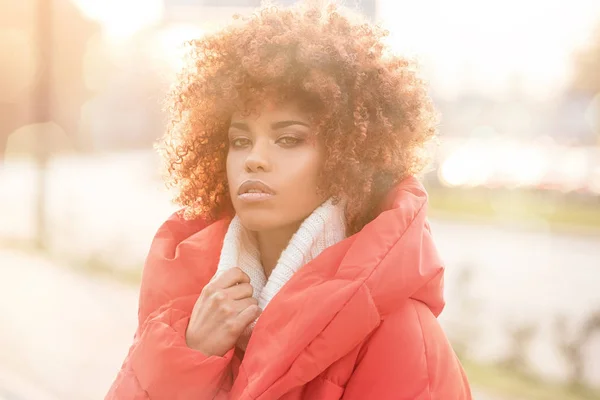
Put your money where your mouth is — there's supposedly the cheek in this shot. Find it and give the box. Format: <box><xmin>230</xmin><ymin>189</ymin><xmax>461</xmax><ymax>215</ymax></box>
<box><xmin>304</xmin><ymin>144</ymin><xmax>325</xmax><ymax>184</ymax></box>
<box><xmin>282</xmin><ymin>148</ymin><xmax>324</xmax><ymax>193</ymax></box>
<box><xmin>226</xmin><ymin>152</ymin><xmax>239</xmax><ymax>190</ymax></box>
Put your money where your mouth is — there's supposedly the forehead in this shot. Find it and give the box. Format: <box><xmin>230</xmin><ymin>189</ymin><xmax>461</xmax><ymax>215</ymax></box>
<box><xmin>230</xmin><ymin>100</ymin><xmax>310</xmax><ymax>123</ymax></box>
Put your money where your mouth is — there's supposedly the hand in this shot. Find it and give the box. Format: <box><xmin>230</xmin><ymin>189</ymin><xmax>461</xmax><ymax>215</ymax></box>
<box><xmin>185</xmin><ymin>267</ymin><xmax>261</xmax><ymax>357</ymax></box>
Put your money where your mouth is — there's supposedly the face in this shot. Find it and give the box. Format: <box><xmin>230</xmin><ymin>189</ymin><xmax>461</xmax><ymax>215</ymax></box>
<box><xmin>226</xmin><ymin>101</ymin><xmax>326</xmax><ymax>233</ymax></box>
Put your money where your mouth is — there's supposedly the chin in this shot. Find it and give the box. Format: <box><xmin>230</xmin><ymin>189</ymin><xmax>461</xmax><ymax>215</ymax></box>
<box><xmin>236</xmin><ymin>209</ymin><xmax>285</xmax><ymax>233</ymax></box>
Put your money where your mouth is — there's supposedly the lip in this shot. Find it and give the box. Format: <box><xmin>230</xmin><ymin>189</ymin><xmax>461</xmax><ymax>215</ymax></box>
<box><xmin>237</xmin><ymin>179</ymin><xmax>276</xmax><ymax>202</ymax></box>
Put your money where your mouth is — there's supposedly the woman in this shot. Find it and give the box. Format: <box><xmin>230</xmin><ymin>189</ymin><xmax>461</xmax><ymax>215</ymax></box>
<box><xmin>106</xmin><ymin>3</ymin><xmax>472</xmax><ymax>399</ymax></box>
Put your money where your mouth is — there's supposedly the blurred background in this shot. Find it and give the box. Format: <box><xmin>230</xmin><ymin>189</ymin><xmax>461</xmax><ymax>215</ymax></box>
<box><xmin>1</xmin><ymin>0</ymin><xmax>599</xmax><ymax>399</ymax></box>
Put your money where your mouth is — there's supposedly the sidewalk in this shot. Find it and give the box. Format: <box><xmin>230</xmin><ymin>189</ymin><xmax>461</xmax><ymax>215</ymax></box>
<box><xmin>0</xmin><ymin>364</ymin><xmax>60</xmax><ymax>400</ymax></box>
<box><xmin>0</xmin><ymin>249</ymin><xmax>138</xmax><ymax>400</ymax></box>
<box><xmin>0</xmin><ymin>248</ymin><xmax>507</xmax><ymax>400</ymax></box>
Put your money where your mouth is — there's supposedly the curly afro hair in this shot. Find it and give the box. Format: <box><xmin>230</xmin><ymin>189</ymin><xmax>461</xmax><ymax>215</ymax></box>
<box><xmin>158</xmin><ymin>2</ymin><xmax>439</xmax><ymax>235</ymax></box>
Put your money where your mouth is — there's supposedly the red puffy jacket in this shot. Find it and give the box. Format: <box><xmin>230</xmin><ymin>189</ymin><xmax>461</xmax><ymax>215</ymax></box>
<box><xmin>106</xmin><ymin>177</ymin><xmax>472</xmax><ymax>399</ymax></box>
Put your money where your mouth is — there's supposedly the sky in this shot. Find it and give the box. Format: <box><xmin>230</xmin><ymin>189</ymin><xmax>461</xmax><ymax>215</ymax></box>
<box><xmin>71</xmin><ymin>0</ymin><xmax>600</xmax><ymax>99</ymax></box>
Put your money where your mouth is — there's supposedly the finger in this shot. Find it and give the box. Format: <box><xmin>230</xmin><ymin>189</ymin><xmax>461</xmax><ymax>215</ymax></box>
<box><xmin>223</xmin><ymin>283</ymin><xmax>254</xmax><ymax>300</ymax></box>
<box><xmin>212</xmin><ymin>267</ymin><xmax>250</xmax><ymax>289</ymax></box>
<box><xmin>232</xmin><ymin>297</ymin><xmax>259</xmax><ymax>313</ymax></box>
<box><xmin>235</xmin><ymin>304</ymin><xmax>262</xmax><ymax>328</ymax></box>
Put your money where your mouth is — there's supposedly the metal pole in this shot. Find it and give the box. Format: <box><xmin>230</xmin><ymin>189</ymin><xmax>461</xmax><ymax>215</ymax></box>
<box><xmin>34</xmin><ymin>0</ymin><xmax>52</xmax><ymax>250</ymax></box>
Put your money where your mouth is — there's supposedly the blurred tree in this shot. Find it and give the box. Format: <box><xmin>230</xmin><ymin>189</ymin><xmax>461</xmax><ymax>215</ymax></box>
<box><xmin>570</xmin><ymin>22</ymin><xmax>600</xmax><ymax>145</ymax></box>
<box><xmin>501</xmin><ymin>322</ymin><xmax>537</xmax><ymax>374</ymax></box>
<box><xmin>555</xmin><ymin>311</ymin><xmax>600</xmax><ymax>388</ymax></box>
<box><xmin>0</xmin><ymin>0</ymin><xmax>100</xmax><ymax>159</ymax></box>
<box><xmin>571</xmin><ymin>23</ymin><xmax>600</xmax><ymax>96</ymax></box>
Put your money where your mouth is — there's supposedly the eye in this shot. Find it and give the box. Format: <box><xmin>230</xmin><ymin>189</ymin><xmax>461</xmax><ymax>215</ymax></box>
<box><xmin>277</xmin><ymin>136</ymin><xmax>303</xmax><ymax>147</ymax></box>
<box><xmin>229</xmin><ymin>137</ymin><xmax>251</xmax><ymax>149</ymax></box>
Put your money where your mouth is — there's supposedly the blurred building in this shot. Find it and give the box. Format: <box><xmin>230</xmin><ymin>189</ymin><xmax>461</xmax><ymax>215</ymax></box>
<box><xmin>0</xmin><ymin>0</ymin><xmax>100</xmax><ymax>158</ymax></box>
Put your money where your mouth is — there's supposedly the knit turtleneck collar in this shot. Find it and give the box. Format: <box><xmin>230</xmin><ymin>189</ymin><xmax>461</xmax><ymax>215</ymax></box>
<box><xmin>215</xmin><ymin>199</ymin><xmax>346</xmax><ymax>350</ymax></box>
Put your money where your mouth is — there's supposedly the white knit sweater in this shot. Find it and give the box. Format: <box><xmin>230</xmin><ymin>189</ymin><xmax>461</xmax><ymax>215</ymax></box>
<box><xmin>215</xmin><ymin>199</ymin><xmax>346</xmax><ymax>350</ymax></box>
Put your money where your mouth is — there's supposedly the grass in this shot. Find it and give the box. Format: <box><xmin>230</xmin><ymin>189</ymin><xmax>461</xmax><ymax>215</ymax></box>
<box><xmin>0</xmin><ymin>237</ymin><xmax>143</xmax><ymax>285</ymax></box>
<box><xmin>462</xmin><ymin>358</ymin><xmax>600</xmax><ymax>400</ymax></box>
<box><xmin>426</xmin><ymin>185</ymin><xmax>600</xmax><ymax>235</ymax></box>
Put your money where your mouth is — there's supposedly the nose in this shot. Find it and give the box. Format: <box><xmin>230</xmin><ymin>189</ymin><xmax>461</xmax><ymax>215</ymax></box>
<box><xmin>244</xmin><ymin>138</ymin><xmax>271</xmax><ymax>173</ymax></box>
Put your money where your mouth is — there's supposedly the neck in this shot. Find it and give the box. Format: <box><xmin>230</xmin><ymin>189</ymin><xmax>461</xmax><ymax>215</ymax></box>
<box><xmin>256</xmin><ymin>222</ymin><xmax>301</xmax><ymax>278</ymax></box>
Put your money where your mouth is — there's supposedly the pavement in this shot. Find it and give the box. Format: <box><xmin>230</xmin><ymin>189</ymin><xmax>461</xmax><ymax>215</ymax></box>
<box><xmin>0</xmin><ymin>249</ymin><xmax>137</xmax><ymax>400</ymax></box>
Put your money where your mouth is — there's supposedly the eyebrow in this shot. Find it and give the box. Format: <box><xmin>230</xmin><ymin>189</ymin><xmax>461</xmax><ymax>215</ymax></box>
<box><xmin>229</xmin><ymin>120</ymin><xmax>310</xmax><ymax>131</ymax></box>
